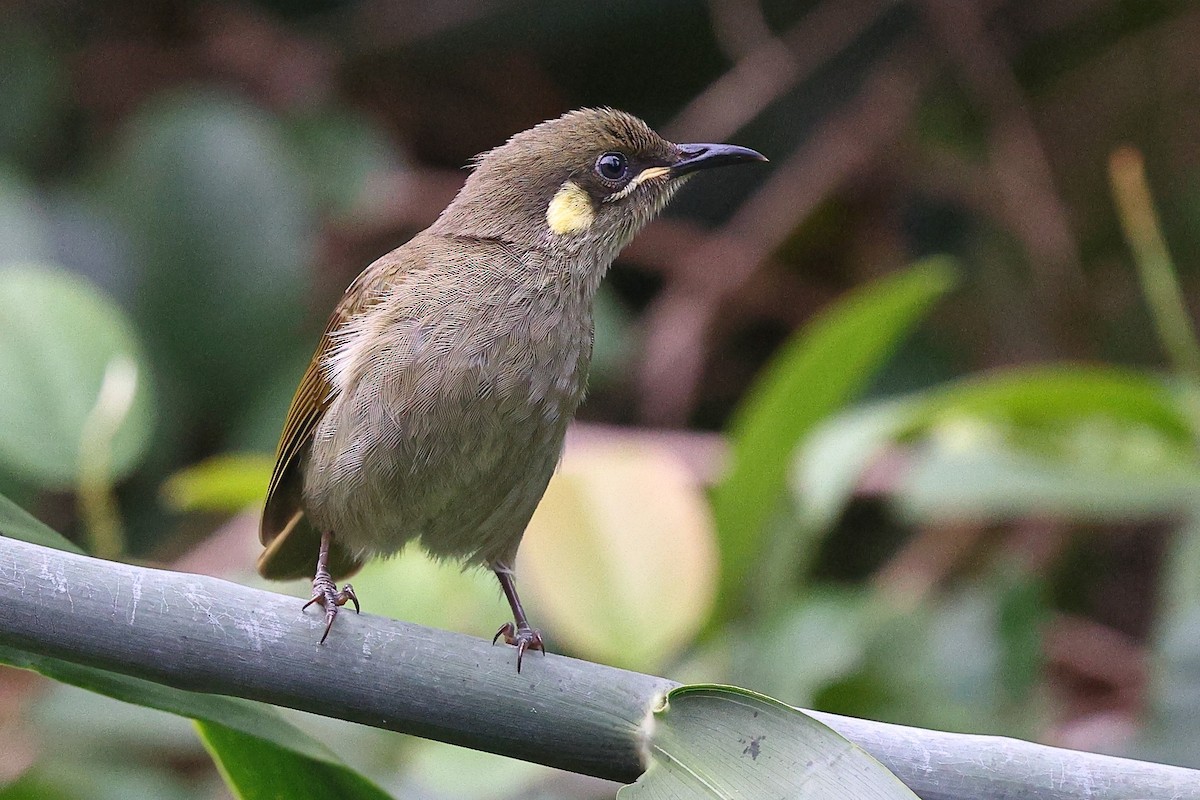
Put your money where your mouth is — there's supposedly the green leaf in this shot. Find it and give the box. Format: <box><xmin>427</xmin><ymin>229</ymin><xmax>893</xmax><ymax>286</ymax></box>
<box><xmin>710</xmin><ymin>260</ymin><xmax>955</xmax><ymax>617</ymax></box>
<box><xmin>0</xmin><ymin>495</ymin><xmax>390</xmax><ymax>798</ymax></box>
<box><xmin>0</xmin><ymin>263</ymin><xmax>154</xmax><ymax>488</ymax></box>
<box><xmin>791</xmin><ymin>401</ymin><xmax>916</xmax><ymax>533</ymax></box>
<box><xmin>619</xmin><ymin>685</ymin><xmax>918</xmax><ymax>799</ymax></box>
<box><xmin>0</xmin><ymin>643</ymin><xmax>393</xmax><ymax>799</ymax></box>
<box><xmin>161</xmin><ymin>452</ymin><xmax>274</xmax><ymax>514</ymax></box>
<box><xmin>109</xmin><ymin>90</ymin><xmax>313</xmax><ymax>418</ymax></box>
<box><xmin>896</xmin><ymin>432</ymin><xmax>1200</xmax><ymax>524</ymax></box>
<box><xmin>519</xmin><ymin>442</ymin><xmax>718</xmax><ymax>671</ymax></box>
<box><xmin>0</xmin><ymin>491</ymin><xmax>82</xmax><ymax>553</ymax></box>
<box><xmin>197</xmin><ymin>720</ymin><xmax>394</xmax><ymax>800</ymax></box>
<box><xmin>913</xmin><ymin>366</ymin><xmax>1195</xmax><ymax>442</ymax></box>
<box><xmin>283</xmin><ymin>108</ymin><xmax>403</xmax><ymax>216</ymax></box>
<box><xmin>794</xmin><ymin>366</ymin><xmax>1200</xmax><ymax>531</ymax></box>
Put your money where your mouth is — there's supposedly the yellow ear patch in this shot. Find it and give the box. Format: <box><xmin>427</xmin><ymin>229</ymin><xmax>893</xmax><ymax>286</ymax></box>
<box><xmin>547</xmin><ymin>181</ymin><xmax>595</xmax><ymax>235</ymax></box>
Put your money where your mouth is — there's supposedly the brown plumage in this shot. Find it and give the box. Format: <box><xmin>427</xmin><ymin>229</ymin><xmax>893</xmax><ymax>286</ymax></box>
<box><xmin>257</xmin><ymin>108</ymin><xmax>765</xmax><ymax>668</ymax></box>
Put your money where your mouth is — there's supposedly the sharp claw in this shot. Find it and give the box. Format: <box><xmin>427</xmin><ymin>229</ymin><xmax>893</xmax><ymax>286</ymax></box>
<box><xmin>319</xmin><ymin>606</ymin><xmax>337</xmax><ymax>645</ymax></box>
<box><xmin>343</xmin><ymin>584</ymin><xmax>360</xmax><ymax>614</ymax></box>
<box><xmin>305</xmin><ymin>575</ymin><xmax>357</xmax><ymax>644</ymax></box>
<box><xmin>494</xmin><ymin>623</ymin><xmax>542</xmax><ymax>672</ymax></box>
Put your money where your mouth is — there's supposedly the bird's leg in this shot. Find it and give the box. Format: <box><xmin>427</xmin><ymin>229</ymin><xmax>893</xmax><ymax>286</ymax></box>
<box><xmin>491</xmin><ymin>567</ymin><xmax>544</xmax><ymax>672</ymax></box>
<box><xmin>302</xmin><ymin>531</ymin><xmax>359</xmax><ymax>643</ymax></box>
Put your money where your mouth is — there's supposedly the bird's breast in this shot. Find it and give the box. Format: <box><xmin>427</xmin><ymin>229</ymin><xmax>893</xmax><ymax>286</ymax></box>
<box><xmin>303</xmin><ymin>265</ymin><xmax>595</xmax><ymax>558</ymax></box>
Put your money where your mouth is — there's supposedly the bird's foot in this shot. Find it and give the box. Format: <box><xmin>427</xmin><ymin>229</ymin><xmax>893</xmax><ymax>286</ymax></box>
<box><xmin>493</xmin><ymin>622</ymin><xmax>544</xmax><ymax>673</ymax></box>
<box><xmin>303</xmin><ymin>575</ymin><xmax>359</xmax><ymax>644</ymax></box>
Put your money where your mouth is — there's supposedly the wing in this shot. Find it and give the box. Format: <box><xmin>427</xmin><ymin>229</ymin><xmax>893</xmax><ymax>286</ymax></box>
<box><xmin>257</xmin><ymin>257</ymin><xmax>403</xmax><ymax>581</ymax></box>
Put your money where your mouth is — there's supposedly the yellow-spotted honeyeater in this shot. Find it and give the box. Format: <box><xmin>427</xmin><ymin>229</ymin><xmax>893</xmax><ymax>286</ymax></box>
<box><xmin>258</xmin><ymin>108</ymin><xmax>765</xmax><ymax>670</ymax></box>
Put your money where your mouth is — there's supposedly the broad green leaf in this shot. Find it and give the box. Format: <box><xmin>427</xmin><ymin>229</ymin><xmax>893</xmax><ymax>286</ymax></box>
<box><xmin>896</xmin><ymin>434</ymin><xmax>1200</xmax><ymax>524</ymax></box>
<box><xmin>161</xmin><ymin>452</ymin><xmax>274</xmax><ymax>514</ymax></box>
<box><xmin>913</xmin><ymin>366</ymin><xmax>1195</xmax><ymax>443</ymax></box>
<box><xmin>109</xmin><ymin>90</ymin><xmax>313</xmax><ymax>418</ymax></box>
<box><xmin>0</xmin><ymin>263</ymin><xmax>153</xmax><ymax>488</ymax></box>
<box><xmin>710</xmin><ymin>260</ymin><xmax>955</xmax><ymax>617</ymax></box>
<box><xmin>519</xmin><ymin>442</ymin><xmax>718</xmax><ymax>671</ymax></box>
<box><xmin>619</xmin><ymin>685</ymin><xmax>918</xmax><ymax>799</ymax></box>
<box><xmin>794</xmin><ymin>366</ymin><xmax>1200</xmax><ymax>534</ymax></box>
<box><xmin>197</xmin><ymin>720</ymin><xmax>394</xmax><ymax>800</ymax></box>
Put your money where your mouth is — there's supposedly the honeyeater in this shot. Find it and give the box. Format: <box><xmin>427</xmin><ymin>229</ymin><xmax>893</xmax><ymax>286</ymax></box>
<box><xmin>258</xmin><ymin>108</ymin><xmax>765</xmax><ymax>670</ymax></box>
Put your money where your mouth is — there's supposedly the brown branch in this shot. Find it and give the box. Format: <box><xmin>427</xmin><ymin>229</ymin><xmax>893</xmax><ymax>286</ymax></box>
<box><xmin>639</xmin><ymin>50</ymin><xmax>934</xmax><ymax>424</ymax></box>
<box><xmin>667</xmin><ymin>0</ymin><xmax>900</xmax><ymax>143</ymax></box>
<box><xmin>919</xmin><ymin>0</ymin><xmax>1088</xmax><ymax>357</ymax></box>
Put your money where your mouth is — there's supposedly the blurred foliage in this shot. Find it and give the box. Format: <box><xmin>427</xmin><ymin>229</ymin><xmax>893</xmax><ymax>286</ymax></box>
<box><xmin>3</xmin><ymin>0</ymin><xmax>1200</xmax><ymax>797</ymax></box>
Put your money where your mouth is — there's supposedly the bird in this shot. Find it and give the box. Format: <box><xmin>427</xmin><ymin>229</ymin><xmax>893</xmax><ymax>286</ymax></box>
<box><xmin>257</xmin><ymin>107</ymin><xmax>766</xmax><ymax>670</ymax></box>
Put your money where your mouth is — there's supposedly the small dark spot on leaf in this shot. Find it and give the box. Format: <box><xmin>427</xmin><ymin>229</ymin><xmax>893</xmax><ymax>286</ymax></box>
<box><xmin>742</xmin><ymin>735</ymin><xmax>765</xmax><ymax>760</ymax></box>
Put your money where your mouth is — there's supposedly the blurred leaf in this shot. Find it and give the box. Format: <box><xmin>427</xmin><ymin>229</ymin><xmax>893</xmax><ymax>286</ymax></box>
<box><xmin>197</xmin><ymin>720</ymin><xmax>394</xmax><ymax>800</ymax></box>
<box><xmin>0</xmin><ymin>263</ymin><xmax>154</xmax><ymax>488</ymax></box>
<box><xmin>913</xmin><ymin>366</ymin><xmax>1195</xmax><ymax>443</ymax></box>
<box><xmin>1</xmin><ymin>640</ymin><xmax>393</xmax><ymax>800</ymax></box>
<box><xmin>0</xmin><ymin>492</ymin><xmax>81</xmax><ymax>553</ymax></box>
<box><xmin>734</xmin><ymin>590</ymin><xmax>876</xmax><ymax>708</ymax></box>
<box><xmin>795</xmin><ymin>366</ymin><xmax>1200</xmax><ymax>530</ymax></box>
<box><xmin>1138</xmin><ymin>601</ymin><xmax>1200</xmax><ymax>769</ymax></box>
<box><xmin>0</xmin><ymin>764</ymin><xmax>193</xmax><ymax>800</ymax></box>
<box><xmin>590</xmin><ymin>285</ymin><xmax>635</xmax><ymax>389</ymax></box>
<box><xmin>108</xmin><ymin>89</ymin><xmax>313</xmax><ymax>418</ymax></box>
<box><xmin>791</xmin><ymin>401</ymin><xmax>915</xmax><ymax>532</ymax></box>
<box><xmin>1137</xmin><ymin>514</ymin><xmax>1200</xmax><ymax>768</ymax></box>
<box><xmin>346</xmin><ymin>548</ymin><xmax>508</xmax><ymax>636</ymax></box>
<box><xmin>161</xmin><ymin>452</ymin><xmax>274</xmax><ymax>514</ymax></box>
<box><xmin>831</xmin><ymin>583</ymin><xmax>1040</xmax><ymax>736</ymax></box>
<box><xmin>0</xmin><ymin>169</ymin><xmax>51</xmax><ymax>264</ymax></box>
<box><xmin>618</xmin><ymin>684</ymin><xmax>919</xmax><ymax>799</ymax></box>
<box><xmin>0</xmin><ymin>640</ymin><xmax>356</xmax><ymax>769</ymax></box>
<box><xmin>284</xmin><ymin>108</ymin><xmax>404</xmax><ymax>216</ymax></box>
<box><xmin>519</xmin><ymin>442</ymin><xmax>718</xmax><ymax>671</ymax></box>
<box><xmin>710</xmin><ymin>259</ymin><xmax>955</xmax><ymax>619</ymax></box>
<box><xmin>396</xmin><ymin>739</ymin><xmax>551</xmax><ymax>800</ymax></box>
<box><xmin>896</xmin><ymin>433</ymin><xmax>1200</xmax><ymax>524</ymax></box>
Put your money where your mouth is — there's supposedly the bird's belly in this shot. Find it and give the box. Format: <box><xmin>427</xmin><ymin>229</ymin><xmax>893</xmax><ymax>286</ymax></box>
<box><xmin>303</xmin><ymin>360</ymin><xmax>577</xmax><ymax>567</ymax></box>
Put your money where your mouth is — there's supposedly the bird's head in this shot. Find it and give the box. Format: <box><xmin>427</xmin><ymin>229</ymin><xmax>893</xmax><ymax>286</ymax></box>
<box><xmin>431</xmin><ymin>108</ymin><xmax>766</xmax><ymax>274</ymax></box>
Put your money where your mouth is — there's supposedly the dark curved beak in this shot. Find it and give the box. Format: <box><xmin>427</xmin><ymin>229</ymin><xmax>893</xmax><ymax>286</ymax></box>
<box><xmin>670</xmin><ymin>142</ymin><xmax>768</xmax><ymax>177</ymax></box>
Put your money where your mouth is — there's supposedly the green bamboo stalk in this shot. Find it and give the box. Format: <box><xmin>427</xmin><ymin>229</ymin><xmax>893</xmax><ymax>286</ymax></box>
<box><xmin>0</xmin><ymin>535</ymin><xmax>1196</xmax><ymax>798</ymax></box>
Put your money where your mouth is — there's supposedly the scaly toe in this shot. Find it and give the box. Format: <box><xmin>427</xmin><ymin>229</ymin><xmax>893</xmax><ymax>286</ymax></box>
<box><xmin>493</xmin><ymin>623</ymin><xmax>544</xmax><ymax>673</ymax></box>
<box><xmin>304</xmin><ymin>578</ymin><xmax>358</xmax><ymax>644</ymax></box>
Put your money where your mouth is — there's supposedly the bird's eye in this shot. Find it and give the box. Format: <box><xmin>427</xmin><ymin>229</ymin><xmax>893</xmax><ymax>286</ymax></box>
<box><xmin>595</xmin><ymin>152</ymin><xmax>628</xmax><ymax>182</ymax></box>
